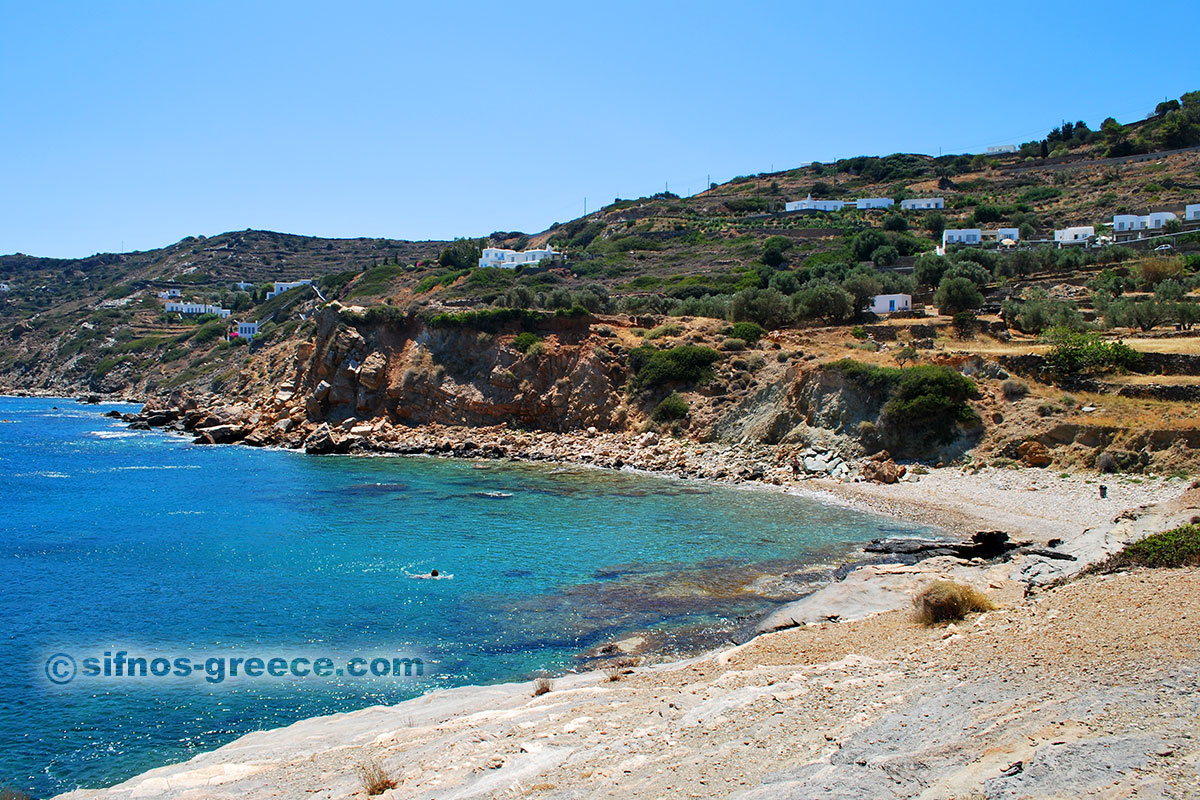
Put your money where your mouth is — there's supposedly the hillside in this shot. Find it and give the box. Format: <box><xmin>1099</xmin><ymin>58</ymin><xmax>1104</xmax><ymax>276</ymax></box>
<box><xmin>4</xmin><ymin>89</ymin><xmax>1200</xmax><ymax>478</ymax></box>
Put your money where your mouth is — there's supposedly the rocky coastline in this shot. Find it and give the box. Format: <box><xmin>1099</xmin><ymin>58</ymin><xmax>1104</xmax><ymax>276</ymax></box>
<box><xmin>12</xmin><ymin>391</ymin><xmax>1198</xmax><ymax>797</ymax></box>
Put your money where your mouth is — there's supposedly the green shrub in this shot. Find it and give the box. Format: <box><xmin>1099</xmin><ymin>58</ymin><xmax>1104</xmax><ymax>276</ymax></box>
<box><xmin>428</xmin><ymin>307</ymin><xmax>540</xmax><ymax>331</ymax></box>
<box><xmin>191</xmin><ymin>321</ymin><xmax>225</xmax><ymax>345</ymax></box>
<box><xmin>645</xmin><ymin>323</ymin><xmax>683</xmax><ymax>340</ymax></box>
<box><xmin>339</xmin><ymin>304</ymin><xmax>407</xmax><ymax>325</ymax></box>
<box><xmin>438</xmin><ymin>238</ymin><xmax>483</xmax><ymax>271</ymax></box>
<box><xmin>826</xmin><ymin>358</ymin><xmax>903</xmax><ymax>393</ymax></box>
<box><xmin>1095</xmin><ymin>524</ymin><xmax>1200</xmax><ymax>571</ymax></box>
<box><xmin>721</xmin><ymin>337</ymin><xmax>747</xmax><ymax>351</ymax></box>
<box><xmin>881</xmin><ymin>364</ymin><xmax>980</xmax><ymax>434</ymax></box>
<box><xmin>934</xmin><ymin>276</ymin><xmax>984</xmax><ymax>314</ymax></box>
<box><xmin>1041</xmin><ymin>327</ymin><xmax>1140</xmax><ymax>379</ymax></box>
<box><xmin>651</xmin><ymin>391</ymin><xmax>690</xmax><ymax>422</ymax></box>
<box><xmin>511</xmin><ymin>331</ymin><xmax>542</xmax><ymax>353</ymax></box>
<box><xmin>728</xmin><ymin>321</ymin><xmax>766</xmax><ymax>343</ymax></box>
<box><xmin>631</xmin><ymin>345</ymin><xmax>721</xmax><ymax>388</ymax></box>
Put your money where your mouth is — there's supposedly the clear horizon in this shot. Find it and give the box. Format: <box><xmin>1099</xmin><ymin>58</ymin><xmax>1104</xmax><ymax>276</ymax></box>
<box><xmin>1</xmin><ymin>0</ymin><xmax>1197</xmax><ymax>259</ymax></box>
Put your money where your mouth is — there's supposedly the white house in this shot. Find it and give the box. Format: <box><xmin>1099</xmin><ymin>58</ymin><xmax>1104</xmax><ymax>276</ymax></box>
<box><xmin>156</xmin><ymin>288</ymin><xmax>182</xmax><ymax>299</ymax></box>
<box><xmin>784</xmin><ymin>195</ymin><xmax>846</xmax><ymax>212</ymax></box>
<box><xmin>1113</xmin><ymin>214</ymin><xmax>1146</xmax><ymax>233</ymax></box>
<box><xmin>900</xmin><ymin>197</ymin><xmax>944</xmax><ymax>210</ymax></box>
<box><xmin>987</xmin><ymin>145</ymin><xmax>1018</xmax><ymax>155</ymax></box>
<box><xmin>266</xmin><ymin>280</ymin><xmax>313</xmax><ymax>299</ymax></box>
<box><xmin>1187</xmin><ymin>203</ymin><xmax>1200</xmax><ymax>221</ymax></box>
<box><xmin>231</xmin><ymin>321</ymin><xmax>259</xmax><ymax>340</ymax></box>
<box><xmin>995</xmin><ymin>227</ymin><xmax>1020</xmax><ymax>243</ymax></box>
<box><xmin>942</xmin><ymin>229</ymin><xmax>982</xmax><ymax>246</ymax></box>
<box><xmin>0</xmin><ymin>283</ymin><xmax>9</xmax><ymax>293</ymax></box>
<box><xmin>165</xmin><ymin>301</ymin><xmax>231</xmax><ymax>318</ymax></box>
<box><xmin>1146</xmin><ymin>211</ymin><xmax>1177</xmax><ymax>229</ymax></box>
<box><xmin>1054</xmin><ymin>226</ymin><xmax>1095</xmax><ymax>246</ymax></box>
<box><xmin>1113</xmin><ymin>212</ymin><xmax>1178</xmax><ymax>239</ymax></box>
<box><xmin>478</xmin><ymin>246</ymin><xmax>561</xmax><ymax>269</ymax></box>
<box><xmin>856</xmin><ymin>197</ymin><xmax>895</xmax><ymax>210</ymax></box>
<box><xmin>868</xmin><ymin>293</ymin><xmax>912</xmax><ymax>315</ymax></box>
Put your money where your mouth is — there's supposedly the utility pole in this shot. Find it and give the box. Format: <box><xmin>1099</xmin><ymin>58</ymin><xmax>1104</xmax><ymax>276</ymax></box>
<box><xmin>583</xmin><ymin>197</ymin><xmax>587</xmax><ymax>216</ymax></box>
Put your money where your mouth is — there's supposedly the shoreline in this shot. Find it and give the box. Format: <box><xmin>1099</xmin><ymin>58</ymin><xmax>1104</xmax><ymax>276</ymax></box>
<box><xmin>10</xmin><ymin>393</ymin><xmax>1198</xmax><ymax>796</ymax></box>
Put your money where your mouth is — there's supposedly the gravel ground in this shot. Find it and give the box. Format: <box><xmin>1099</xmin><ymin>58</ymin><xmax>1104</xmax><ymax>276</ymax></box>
<box><xmin>806</xmin><ymin>466</ymin><xmax>1192</xmax><ymax>543</ymax></box>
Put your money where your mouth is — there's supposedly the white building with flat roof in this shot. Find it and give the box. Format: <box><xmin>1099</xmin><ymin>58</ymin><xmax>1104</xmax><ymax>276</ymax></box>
<box><xmin>479</xmin><ymin>246</ymin><xmax>560</xmax><ymax>269</ymax></box>
<box><xmin>784</xmin><ymin>195</ymin><xmax>846</xmax><ymax>212</ymax></box>
<box><xmin>868</xmin><ymin>294</ymin><xmax>911</xmax><ymax>315</ymax></box>
<box><xmin>1113</xmin><ymin>214</ymin><xmax>1146</xmax><ymax>233</ymax></box>
<box><xmin>266</xmin><ymin>280</ymin><xmax>313</xmax><ymax>299</ymax></box>
<box><xmin>1146</xmin><ymin>211</ymin><xmax>1177</xmax><ymax>229</ymax></box>
<box><xmin>232</xmin><ymin>321</ymin><xmax>259</xmax><ymax>340</ymax></box>
<box><xmin>1114</xmin><ymin>212</ymin><xmax>1178</xmax><ymax>240</ymax></box>
<box><xmin>855</xmin><ymin>197</ymin><xmax>895</xmax><ymax>210</ymax></box>
<box><xmin>1186</xmin><ymin>203</ymin><xmax>1200</xmax><ymax>221</ymax></box>
<box><xmin>1054</xmin><ymin>226</ymin><xmax>1095</xmax><ymax>246</ymax></box>
<box><xmin>943</xmin><ymin>229</ymin><xmax>982</xmax><ymax>246</ymax></box>
<box><xmin>165</xmin><ymin>301</ymin><xmax>231</xmax><ymax>318</ymax></box>
<box><xmin>987</xmin><ymin>145</ymin><xmax>1018</xmax><ymax>154</ymax></box>
<box><xmin>900</xmin><ymin>198</ymin><xmax>944</xmax><ymax>210</ymax></box>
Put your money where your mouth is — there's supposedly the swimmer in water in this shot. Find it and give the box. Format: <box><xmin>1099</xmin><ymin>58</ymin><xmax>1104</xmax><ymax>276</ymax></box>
<box><xmin>430</xmin><ymin>569</ymin><xmax>439</xmax><ymax>577</ymax></box>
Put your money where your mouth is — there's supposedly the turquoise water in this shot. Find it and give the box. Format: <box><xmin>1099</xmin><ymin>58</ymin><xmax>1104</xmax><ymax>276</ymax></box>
<box><xmin>0</xmin><ymin>397</ymin><xmax>926</xmax><ymax>797</ymax></box>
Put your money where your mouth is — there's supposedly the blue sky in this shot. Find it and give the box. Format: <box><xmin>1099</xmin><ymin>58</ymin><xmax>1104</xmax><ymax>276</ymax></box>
<box><xmin>1</xmin><ymin>1</ymin><xmax>1196</xmax><ymax>259</ymax></box>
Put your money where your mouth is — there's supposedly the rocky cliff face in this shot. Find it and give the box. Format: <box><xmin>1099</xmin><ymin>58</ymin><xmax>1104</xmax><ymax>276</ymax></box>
<box><xmin>296</xmin><ymin>307</ymin><xmax>631</xmax><ymax>432</ymax></box>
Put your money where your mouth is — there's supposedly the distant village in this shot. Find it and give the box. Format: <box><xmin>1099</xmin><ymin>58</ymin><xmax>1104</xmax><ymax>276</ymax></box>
<box><xmin>784</xmin><ymin>191</ymin><xmax>1200</xmax><ymax>254</ymax></box>
<box><xmin>157</xmin><ymin>280</ymin><xmax>314</xmax><ymax>342</ymax></box>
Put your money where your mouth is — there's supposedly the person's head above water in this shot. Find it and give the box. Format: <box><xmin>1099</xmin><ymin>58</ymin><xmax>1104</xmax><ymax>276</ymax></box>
<box><xmin>430</xmin><ymin>569</ymin><xmax>439</xmax><ymax>577</ymax></box>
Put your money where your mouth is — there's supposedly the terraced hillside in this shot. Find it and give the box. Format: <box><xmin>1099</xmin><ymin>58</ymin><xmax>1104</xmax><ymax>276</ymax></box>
<box><xmin>4</xmin><ymin>90</ymin><xmax>1200</xmax><ymax>475</ymax></box>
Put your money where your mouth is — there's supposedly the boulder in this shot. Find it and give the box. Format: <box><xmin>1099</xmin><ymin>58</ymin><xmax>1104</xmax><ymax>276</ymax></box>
<box><xmin>862</xmin><ymin>458</ymin><xmax>899</xmax><ymax>484</ymax></box>
<box><xmin>304</xmin><ymin>395</ymin><xmax>322</xmax><ymax>419</ymax></box>
<box><xmin>194</xmin><ymin>424</ymin><xmax>244</xmax><ymax>445</ymax></box>
<box><xmin>357</xmin><ymin>352</ymin><xmax>388</xmax><ymax>390</ymax></box>
<box><xmin>304</xmin><ymin>424</ymin><xmax>339</xmax><ymax>455</ymax></box>
<box><xmin>273</xmin><ymin>418</ymin><xmax>295</xmax><ymax>433</ymax></box>
<box><xmin>1017</xmin><ymin>440</ymin><xmax>1053</xmax><ymax>468</ymax></box>
<box><xmin>314</xmin><ymin>380</ymin><xmax>332</xmax><ymax>401</ymax></box>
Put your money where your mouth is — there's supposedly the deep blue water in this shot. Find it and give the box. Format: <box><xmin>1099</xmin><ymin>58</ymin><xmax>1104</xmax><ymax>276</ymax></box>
<box><xmin>0</xmin><ymin>397</ymin><xmax>927</xmax><ymax>797</ymax></box>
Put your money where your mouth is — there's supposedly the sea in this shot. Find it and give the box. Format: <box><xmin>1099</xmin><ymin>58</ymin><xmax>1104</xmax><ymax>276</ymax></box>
<box><xmin>0</xmin><ymin>396</ymin><xmax>928</xmax><ymax>797</ymax></box>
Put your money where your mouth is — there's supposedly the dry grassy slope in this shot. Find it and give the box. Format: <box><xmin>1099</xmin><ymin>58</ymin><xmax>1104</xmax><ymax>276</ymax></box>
<box><xmin>3</xmin><ymin>140</ymin><xmax>1200</xmax><ymax>473</ymax></box>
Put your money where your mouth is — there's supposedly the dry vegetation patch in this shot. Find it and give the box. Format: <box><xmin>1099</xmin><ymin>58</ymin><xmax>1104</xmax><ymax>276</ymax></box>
<box><xmin>912</xmin><ymin>580</ymin><xmax>996</xmax><ymax>624</ymax></box>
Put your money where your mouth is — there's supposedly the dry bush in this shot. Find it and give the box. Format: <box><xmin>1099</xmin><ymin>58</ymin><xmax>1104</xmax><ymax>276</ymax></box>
<box><xmin>913</xmin><ymin>580</ymin><xmax>995</xmax><ymax>624</ymax></box>
<box><xmin>532</xmin><ymin>676</ymin><xmax>553</xmax><ymax>696</ymax></box>
<box><xmin>357</xmin><ymin>757</ymin><xmax>397</xmax><ymax>796</ymax></box>
<box><xmin>1000</xmin><ymin>378</ymin><xmax>1029</xmax><ymax>400</ymax></box>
